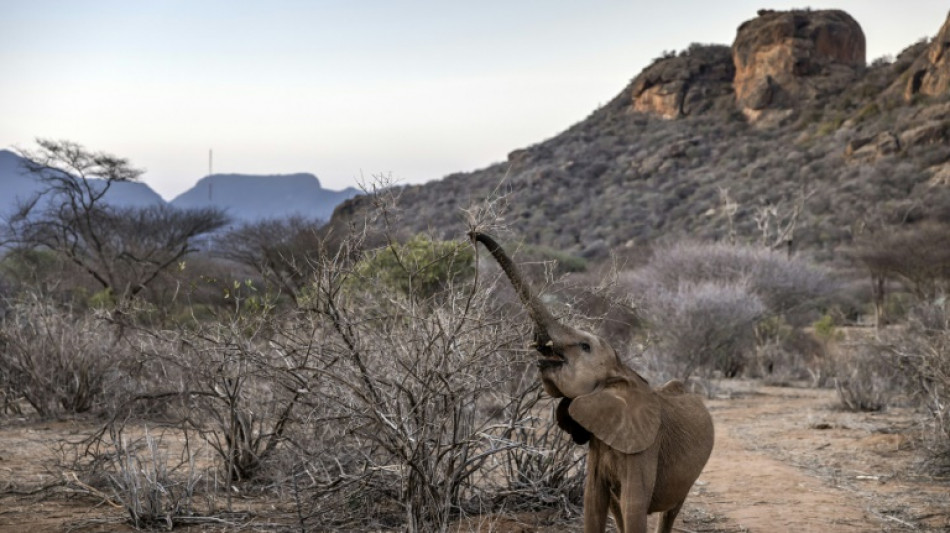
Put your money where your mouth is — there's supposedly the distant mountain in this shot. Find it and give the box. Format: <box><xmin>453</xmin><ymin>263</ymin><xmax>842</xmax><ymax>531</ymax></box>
<box><xmin>170</xmin><ymin>173</ymin><xmax>359</xmax><ymax>223</ymax></box>
<box><xmin>0</xmin><ymin>150</ymin><xmax>358</xmax><ymax>225</ymax></box>
<box><xmin>0</xmin><ymin>149</ymin><xmax>165</xmax><ymax>216</ymax></box>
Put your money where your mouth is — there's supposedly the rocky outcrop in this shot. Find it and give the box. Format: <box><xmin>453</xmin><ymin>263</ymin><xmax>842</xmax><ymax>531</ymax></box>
<box><xmin>845</xmin><ymin>120</ymin><xmax>948</xmax><ymax>163</ymax></box>
<box><xmin>899</xmin><ymin>121</ymin><xmax>948</xmax><ymax>147</ymax></box>
<box><xmin>732</xmin><ymin>9</ymin><xmax>865</xmax><ymax>117</ymax></box>
<box><xmin>928</xmin><ymin>163</ymin><xmax>950</xmax><ymax>186</ymax></box>
<box><xmin>902</xmin><ymin>12</ymin><xmax>950</xmax><ymax>99</ymax></box>
<box><xmin>845</xmin><ymin>132</ymin><xmax>900</xmax><ymax>162</ymax></box>
<box><xmin>628</xmin><ymin>9</ymin><xmax>867</xmax><ymax>122</ymax></box>
<box><xmin>631</xmin><ymin>45</ymin><xmax>735</xmax><ymax>119</ymax></box>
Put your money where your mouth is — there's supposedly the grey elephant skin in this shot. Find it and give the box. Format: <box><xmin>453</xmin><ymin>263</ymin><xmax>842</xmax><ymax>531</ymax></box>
<box><xmin>472</xmin><ymin>232</ymin><xmax>715</xmax><ymax>533</ymax></box>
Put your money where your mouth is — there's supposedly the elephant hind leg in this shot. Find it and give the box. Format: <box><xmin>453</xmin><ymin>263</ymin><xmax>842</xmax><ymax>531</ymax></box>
<box><xmin>655</xmin><ymin>500</ymin><xmax>684</xmax><ymax>533</ymax></box>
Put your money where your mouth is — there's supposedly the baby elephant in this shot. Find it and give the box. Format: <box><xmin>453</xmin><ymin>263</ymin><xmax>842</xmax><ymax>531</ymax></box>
<box><xmin>472</xmin><ymin>232</ymin><xmax>714</xmax><ymax>533</ymax></box>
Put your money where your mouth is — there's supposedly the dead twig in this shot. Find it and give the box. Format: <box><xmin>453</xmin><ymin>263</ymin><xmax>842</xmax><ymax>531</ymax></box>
<box><xmin>67</xmin><ymin>472</ymin><xmax>122</xmax><ymax>509</ymax></box>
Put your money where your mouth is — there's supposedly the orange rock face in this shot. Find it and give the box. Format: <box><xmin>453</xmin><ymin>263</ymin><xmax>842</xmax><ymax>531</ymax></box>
<box><xmin>628</xmin><ymin>9</ymin><xmax>868</xmax><ymax>122</ymax></box>
<box><xmin>905</xmin><ymin>12</ymin><xmax>950</xmax><ymax>99</ymax></box>
<box><xmin>631</xmin><ymin>45</ymin><xmax>735</xmax><ymax>119</ymax></box>
<box><xmin>732</xmin><ymin>9</ymin><xmax>865</xmax><ymax>113</ymax></box>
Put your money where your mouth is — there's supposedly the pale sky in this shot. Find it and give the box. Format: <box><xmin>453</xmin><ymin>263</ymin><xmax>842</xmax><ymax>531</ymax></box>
<box><xmin>1</xmin><ymin>1</ymin><xmax>946</xmax><ymax>200</ymax></box>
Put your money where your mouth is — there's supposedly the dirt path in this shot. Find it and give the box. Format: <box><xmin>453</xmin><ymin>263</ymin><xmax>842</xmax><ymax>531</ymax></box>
<box><xmin>681</xmin><ymin>383</ymin><xmax>949</xmax><ymax>532</ymax></box>
<box><xmin>696</xmin><ymin>412</ymin><xmax>871</xmax><ymax>531</ymax></box>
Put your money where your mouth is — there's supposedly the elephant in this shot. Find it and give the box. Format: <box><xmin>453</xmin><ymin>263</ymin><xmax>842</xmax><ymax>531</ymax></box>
<box><xmin>471</xmin><ymin>232</ymin><xmax>714</xmax><ymax>533</ymax></box>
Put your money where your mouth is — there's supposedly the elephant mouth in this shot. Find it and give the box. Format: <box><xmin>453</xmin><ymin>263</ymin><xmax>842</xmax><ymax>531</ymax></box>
<box><xmin>536</xmin><ymin>357</ymin><xmax>565</xmax><ymax>370</ymax></box>
<box><xmin>535</xmin><ymin>343</ymin><xmax>565</xmax><ymax>370</ymax></box>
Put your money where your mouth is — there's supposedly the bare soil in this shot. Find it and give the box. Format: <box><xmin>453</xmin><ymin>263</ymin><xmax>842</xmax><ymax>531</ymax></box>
<box><xmin>1</xmin><ymin>382</ymin><xmax>947</xmax><ymax>532</ymax></box>
<box><xmin>681</xmin><ymin>382</ymin><xmax>948</xmax><ymax>532</ymax></box>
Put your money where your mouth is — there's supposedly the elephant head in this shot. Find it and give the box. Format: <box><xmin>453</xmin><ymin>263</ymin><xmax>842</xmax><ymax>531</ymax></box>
<box><xmin>471</xmin><ymin>232</ymin><xmax>661</xmax><ymax>454</ymax></box>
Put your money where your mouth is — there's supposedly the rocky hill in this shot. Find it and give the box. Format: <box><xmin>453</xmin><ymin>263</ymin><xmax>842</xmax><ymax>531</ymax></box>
<box><xmin>329</xmin><ymin>8</ymin><xmax>950</xmax><ymax>263</ymax></box>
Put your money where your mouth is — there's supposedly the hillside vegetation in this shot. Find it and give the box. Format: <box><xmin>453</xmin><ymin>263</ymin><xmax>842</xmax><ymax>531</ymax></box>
<box><xmin>331</xmin><ymin>10</ymin><xmax>950</xmax><ymax>264</ymax></box>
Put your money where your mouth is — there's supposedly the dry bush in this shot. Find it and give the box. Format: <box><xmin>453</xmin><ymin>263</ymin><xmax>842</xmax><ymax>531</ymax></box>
<box><xmin>832</xmin><ymin>343</ymin><xmax>905</xmax><ymax>412</ymax></box>
<box><xmin>54</xmin><ymin>421</ymin><xmax>216</xmax><ymax>530</ymax></box>
<box><xmin>826</xmin><ymin>301</ymin><xmax>950</xmax><ymax>466</ymax></box>
<box><xmin>7</xmin><ymin>184</ymin><xmax>590</xmax><ymax>530</ymax></box>
<box><xmin>625</xmin><ymin>241</ymin><xmax>835</xmax><ymax>382</ymax></box>
<box><xmin>0</xmin><ymin>295</ymin><xmax>132</xmax><ymax>416</ymax></box>
<box><xmin>105</xmin><ymin>427</ymin><xmax>207</xmax><ymax>529</ymax></box>
<box><xmin>876</xmin><ymin>302</ymin><xmax>950</xmax><ymax>466</ymax></box>
<box><xmin>471</xmin><ymin>380</ymin><xmax>585</xmax><ymax>517</ymax></box>
<box><xmin>638</xmin><ymin>281</ymin><xmax>765</xmax><ymax>381</ymax></box>
<box><xmin>273</xmin><ymin>232</ymin><xmax>575</xmax><ymax>530</ymax></box>
<box><xmin>77</xmin><ymin>221</ymin><xmax>585</xmax><ymax>530</ymax></box>
<box><xmin>215</xmin><ymin>216</ymin><xmax>328</xmax><ymax>304</ymax></box>
<box><xmin>750</xmin><ymin>320</ymin><xmax>826</xmax><ymax>385</ymax></box>
<box><xmin>629</xmin><ymin>241</ymin><xmax>834</xmax><ymax>322</ymax></box>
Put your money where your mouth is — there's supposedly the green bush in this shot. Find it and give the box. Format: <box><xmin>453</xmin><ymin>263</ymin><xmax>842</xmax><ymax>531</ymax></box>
<box><xmin>355</xmin><ymin>234</ymin><xmax>475</xmax><ymax>299</ymax></box>
<box><xmin>812</xmin><ymin>314</ymin><xmax>837</xmax><ymax>342</ymax></box>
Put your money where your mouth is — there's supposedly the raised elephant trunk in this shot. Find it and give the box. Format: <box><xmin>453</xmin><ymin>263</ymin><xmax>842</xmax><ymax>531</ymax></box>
<box><xmin>471</xmin><ymin>230</ymin><xmax>715</xmax><ymax>533</ymax></box>
<box><xmin>470</xmin><ymin>232</ymin><xmax>566</xmax><ymax>343</ymax></box>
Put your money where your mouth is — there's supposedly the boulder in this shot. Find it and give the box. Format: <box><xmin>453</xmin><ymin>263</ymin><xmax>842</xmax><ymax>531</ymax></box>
<box><xmin>928</xmin><ymin>164</ymin><xmax>950</xmax><ymax>186</ymax></box>
<box><xmin>733</xmin><ymin>9</ymin><xmax>865</xmax><ymax>115</ymax></box>
<box><xmin>845</xmin><ymin>131</ymin><xmax>900</xmax><ymax>162</ymax></box>
<box><xmin>899</xmin><ymin>120</ymin><xmax>948</xmax><ymax>147</ymax></box>
<box><xmin>631</xmin><ymin>45</ymin><xmax>735</xmax><ymax>119</ymax></box>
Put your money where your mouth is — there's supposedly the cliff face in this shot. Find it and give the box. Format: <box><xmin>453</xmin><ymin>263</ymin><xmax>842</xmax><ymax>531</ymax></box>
<box><xmin>630</xmin><ymin>9</ymin><xmax>867</xmax><ymax>122</ymax></box>
<box><xmin>732</xmin><ymin>9</ymin><xmax>865</xmax><ymax>118</ymax></box>
<box><xmin>631</xmin><ymin>45</ymin><xmax>735</xmax><ymax>119</ymax></box>
<box><xmin>903</xmin><ymin>12</ymin><xmax>950</xmax><ymax>100</ymax></box>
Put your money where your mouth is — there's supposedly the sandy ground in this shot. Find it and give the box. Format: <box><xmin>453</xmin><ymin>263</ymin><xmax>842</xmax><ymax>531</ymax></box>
<box><xmin>1</xmin><ymin>382</ymin><xmax>947</xmax><ymax>532</ymax></box>
<box><xmin>681</xmin><ymin>383</ymin><xmax>948</xmax><ymax>532</ymax></box>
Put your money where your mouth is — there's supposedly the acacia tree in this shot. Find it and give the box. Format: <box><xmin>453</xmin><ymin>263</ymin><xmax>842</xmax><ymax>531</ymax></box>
<box><xmin>6</xmin><ymin>139</ymin><xmax>229</xmax><ymax>303</ymax></box>
<box><xmin>216</xmin><ymin>216</ymin><xmax>330</xmax><ymax>304</ymax></box>
<box><xmin>851</xmin><ymin>221</ymin><xmax>950</xmax><ymax>327</ymax></box>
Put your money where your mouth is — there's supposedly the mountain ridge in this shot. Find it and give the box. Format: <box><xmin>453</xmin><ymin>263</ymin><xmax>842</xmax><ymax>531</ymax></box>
<box><xmin>0</xmin><ymin>149</ymin><xmax>358</xmax><ymax>223</ymax></box>
<box><xmin>171</xmin><ymin>172</ymin><xmax>359</xmax><ymax>222</ymax></box>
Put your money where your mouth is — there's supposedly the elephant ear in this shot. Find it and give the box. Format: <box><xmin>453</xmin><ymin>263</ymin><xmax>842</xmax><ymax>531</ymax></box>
<box><xmin>568</xmin><ymin>378</ymin><xmax>661</xmax><ymax>455</ymax></box>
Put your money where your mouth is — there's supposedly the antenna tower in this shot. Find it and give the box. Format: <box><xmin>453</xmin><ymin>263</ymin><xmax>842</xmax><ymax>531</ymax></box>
<box><xmin>208</xmin><ymin>149</ymin><xmax>213</xmax><ymax>201</ymax></box>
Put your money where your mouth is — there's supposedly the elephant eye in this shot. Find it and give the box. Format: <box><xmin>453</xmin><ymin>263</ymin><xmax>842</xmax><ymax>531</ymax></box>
<box><xmin>579</xmin><ymin>342</ymin><xmax>591</xmax><ymax>353</ymax></box>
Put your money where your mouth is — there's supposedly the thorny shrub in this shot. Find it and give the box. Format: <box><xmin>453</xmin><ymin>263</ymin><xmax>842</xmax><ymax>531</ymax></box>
<box><xmin>624</xmin><ymin>241</ymin><xmax>833</xmax><ymax>381</ymax></box>
<box><xmin>638</xmin><ymin>281</ymin><xmax>765</xmax><ymax>381</ymax></box>
<box><xmin>875</xmin><ymin>302</ymin><xmax>950</xmax><ymax>467</ymax></box>
<box><xmin>105</xmin><ymin>427</ymin><xmax>206</xmax><ymax>530</ymax></box>
<box><xmin>0</xmin><ymin>295</ymin><xmax>134</xmax><ymax>417</ymax></box>
<box><xmin>54</xmin><ymin>219</ymin><xmax>585</xmax><ymax>531</ymax></box>
<box><xmin>263</xmin><ymin>227</ymin><xmax>581</xmax><ymax>530</ymax></box>
<box><xmin>832</xmin><ymin>342</ymin><xmax>906</xmax><ymax>412</ymax></box>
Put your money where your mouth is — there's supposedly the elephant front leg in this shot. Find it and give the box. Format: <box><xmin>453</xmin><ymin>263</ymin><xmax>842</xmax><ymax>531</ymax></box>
<box><xmin>620</xmin><ymin>465</ymin><xmax>655</xmax><ymax>533</ymax></box>
<box><xmin>583</xmin><ymin>467</ymin><xmax>611</xmax><ymax>533</ymax></box>
<box><xmin>619</xmin><ymin>494</ymin><xmax>650</xmax><ymax>533</ymax></box>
